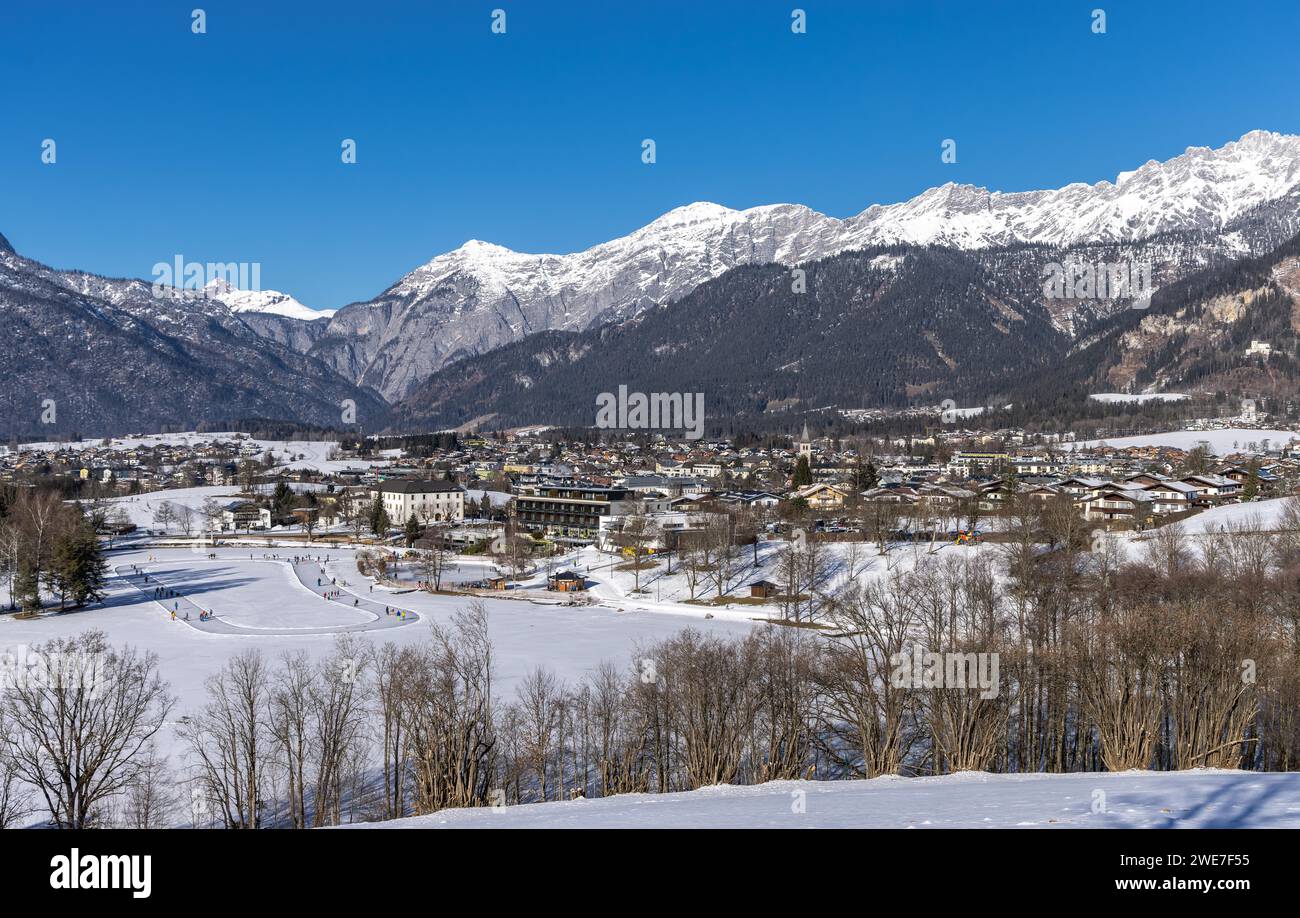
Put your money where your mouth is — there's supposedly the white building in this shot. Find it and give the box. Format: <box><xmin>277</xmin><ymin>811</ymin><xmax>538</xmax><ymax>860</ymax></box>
<box><xmin>370</xmin><ymin>479</ymin><xmax>465</xmax><ymax>524</ymax></box>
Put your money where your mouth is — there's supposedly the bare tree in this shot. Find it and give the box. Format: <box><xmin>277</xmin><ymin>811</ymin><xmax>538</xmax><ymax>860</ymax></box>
<box><xmin>310</xmin><ymin>635</ymin><xmax>370</xmax><ymax>826</ymax></box>
<box><xmin>655</xmin><ymin>629</ymin><xmax>762</xmax><ymax>788</ymax></box>
<box><xmin>122</xmin><ymin>743</ymin><xmax>178</xmax><ymax>828</ymax></box>
<box><xmin>417</xmin><ymin>543</ymin><xmax>457</xmax><ymax>592</ymax></box>
<box><xmin>201</xmin><ymin>496</ymin><xmax>223</xmax><ymax>533</ymax></box>
<box><xmin>402</xmin><ymin>602</ymin><xmax>497</xmax><ymax>814</ymax></box>
<box><xmin>1141</xmin><ymin>521</ymin><xmax>1193</xmax><ymax>578</ymax></box>
<box><xmin>368</xmin><ymin>642</ymin><xmax>412</xmax><ymax>820</ymax></box>
<box><xmin>181</xmin><ymin>649</ymin><xmax>271</xmax><ymax>828</ymax></box>
<box><xmin>0</xmin><ymin>744</ymin><xmax>33</xmax><ymax>829</ymax></box>
<box><xmin>700</xmin><ymin>515</ymin><xmax>737</xmax><ymax>599</ymax></box>
<box><xmin>268</xmin><ymin>650</ymin><xmax>314</xmax><ymax>829</ymax></box>
<box><xmin>584</xmin><ymin>661</ymin><xmax>651</xmax><ymax>797</ymax></box>
<box><xmin>679</xmin><ymin>540</ymin><xmax>708</xmax><ymax>601</ymax></box>
<box><xmin>614</xmin><ymin>509</ymin><xmax>660</xmax><ymax>593</ymax></box>
<box><xmin>2</xmin><ymin>631</ymin><xmax>173</xmax><ymax>828</ymax></box>
<box><xmin>752</xmin><ymin>628</ymin><xmax>820</xmax><ymax>781</ymax></box>
<box><xmin>514</xmin><ymin>667</ymin><xmax>567</xmax><ymax>802</ymax></box>
<box><xmin>816</xmin><ymin>574</ymin><xmax>919</xmax><ymax>777</ymax></box>
<box><xmin>152</xmin><ymin>500</ymin><xmax>175</xmax><ymax>534</ymax></box>
<box><xmin>175</xmin><ymin>504</ymin><xmax>195</xmax><ymax>537</ymax></box>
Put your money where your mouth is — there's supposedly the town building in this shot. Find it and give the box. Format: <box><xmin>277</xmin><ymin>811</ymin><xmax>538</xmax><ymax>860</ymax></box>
<box><xmin>370</xmin><ymin>479</ymin><xmax>465</xmax><ymax>524</ymax></box>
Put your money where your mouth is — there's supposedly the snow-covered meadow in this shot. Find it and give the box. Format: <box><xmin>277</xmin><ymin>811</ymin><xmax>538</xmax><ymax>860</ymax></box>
<box><xmin>0</xmin><ymin>545</ymin><xmax>757</xmax><ymax>729</ymax></box>
<box><xmin>1088</xmin><ymin>393</ymin><xmax>1190</xmax><ymax>404</ymax></box>
<box><xmin>343</xmin><ymin>769</ymin><xmax>1300</xmax><ymax>829</ymax></box>
<box><xmin>11</xmin><ymin>431</ymin><xmax>379</xmax><ymax>474</ymax></box>
<box><xmin>10</xmin><ymin>492</ymin><xmax>1294</xmax><ymax>724</ymax></box>
<box><xmin>1075</xmin><ymin>428</ymin><xmax>1299</xmax><ymax>454</ymax></box>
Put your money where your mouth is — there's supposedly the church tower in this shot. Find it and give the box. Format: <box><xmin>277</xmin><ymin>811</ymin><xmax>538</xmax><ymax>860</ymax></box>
<box><xmin>798</xmin><ymin>423</ymin><xmax>812</xmax><ymax>460</ymax></box>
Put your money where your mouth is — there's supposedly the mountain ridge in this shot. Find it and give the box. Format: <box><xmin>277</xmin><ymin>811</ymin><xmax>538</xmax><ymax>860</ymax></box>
<box><xmin>391</xmin><ymin>229</ymin><xmax>1300</xmax><ymax>435</ymax></box>
<box><xmin>307</xmin><ymin>129</ymin><xmax>1300</xmax><ymax>400</ymax></box>
<box><xmin>0</xmin><ymin>246</ymin><xmax>388</xmax><ymax>439</ymax></box>
<box><xmin>4</xmin><ymin>129</ymin><xmax>1300</xmax><ymax>437</ymax></box>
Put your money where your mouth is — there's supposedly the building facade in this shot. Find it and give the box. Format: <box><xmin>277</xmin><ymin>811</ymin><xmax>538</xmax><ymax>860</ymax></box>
<box><xmin>514</xmin><ymin>484</ymin><xmax>634</xmax><ymax>542</ymax></box>
<box><xmin>370</xmin><ymin>479</ymin><xmax>465</xmax><ymax>524</ymax></box>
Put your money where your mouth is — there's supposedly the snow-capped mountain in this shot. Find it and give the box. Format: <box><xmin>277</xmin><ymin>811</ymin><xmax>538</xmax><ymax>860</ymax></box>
<box><xmin>310</xmin><ymin>130</ymin><xmax>1300</xmax><ymax>401</ymax></box>
<box><xmin>204</xmin><ymin>279</ymin><xmax>335</xmax><ymax>321</ymax></box>
<box><xmin>391</xmin><ymin>224</ymin><xmax>1300</xmax><ymax>432</ymax></box>
<box><xmin>0</xmin><ymin>243</ymin><xmax>386</xmax><ymax>438</ymax></box>
<box><xmin>5</xmin><ymin>128</ymin><xmax>1299</xmax><ymax>429</ymax></box>
<box><xmin>844</xmin><ymin>130</ymin><xmax>1300</xmax><ymax>249</ymax></box>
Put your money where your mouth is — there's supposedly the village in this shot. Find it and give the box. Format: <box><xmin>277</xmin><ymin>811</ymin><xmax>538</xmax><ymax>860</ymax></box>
<box><xmin>2</xmin><ymin>412</ymin><xmax>1299</xmax><ymax>613</ymax></box>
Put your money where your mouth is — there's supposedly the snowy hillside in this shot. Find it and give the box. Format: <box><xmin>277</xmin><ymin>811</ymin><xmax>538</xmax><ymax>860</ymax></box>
<box><xmin>104</xmin><ymin>486</ymin><xmax>240</xmax><ymax>529</ymax></box>
<box><xmin>1076</xmin><ymin>428</ymin><xmax>1300</xmax><ymax>453</ymax></box>
<box><xmin>342</xmin><ymin>770</ymin><xmax>1300</xmax><ymax>829</ymax></box>
<box><xmin>1177</xmin><ymin>496</ymin><xmax>1296</xmax><ymax>534</ymax></box>
<box><xmin>15</xmin><ymin>431</ymin><xmax>367</xmax><ymax>472</ymax></box>
<box><xmin>1088</xmin><ymin>393</ymin><xmax>1189</xmax><ymax>404</ymax></box>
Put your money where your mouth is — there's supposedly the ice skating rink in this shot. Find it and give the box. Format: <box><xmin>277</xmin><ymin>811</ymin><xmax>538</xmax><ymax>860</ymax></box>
<box><xmin>2</xmin><ymin>546</ymin><xmax>755</xmax><ymax>724</ymax></box>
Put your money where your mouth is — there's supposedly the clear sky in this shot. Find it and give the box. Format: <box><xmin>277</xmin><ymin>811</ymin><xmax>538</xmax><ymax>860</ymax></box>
<box><xmin>2</xmin><ymin>0</ymin><xmax>1298</xmax><ymax>310</ymax></box>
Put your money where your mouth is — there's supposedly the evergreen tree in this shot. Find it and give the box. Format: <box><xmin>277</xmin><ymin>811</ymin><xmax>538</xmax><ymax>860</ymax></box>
<box><xmin>272</xmin><ymin>481</ymin><xmax>294</xmax><ymax>516</ymax></box>
<box><xmin>13</xmin><ymin>560</ymin><xmax>41</xmax><ymax>613</ymax></box>
<box><xmin>51</xmin><ymin>522</ymin><xmax>108</xmax><ymax>608</ymax></box>
<box><xmin>405</xmin><ymin>512</ymin><xmax>422</xmax><ymax>547</ymax></box>
<box><xmin>369</xmin><ymin>498</ymin><xmax>390</xmax><ymax>536</ymax></box>
<box><xmin>1243</xmin><ymin>459</ymin><xmax>1260</xmax><ymax>501</ymax></box>
<box><xmin>792</xmin><ymin>455</ymin><xmax>812</xmax><ymax>488</ymax></box>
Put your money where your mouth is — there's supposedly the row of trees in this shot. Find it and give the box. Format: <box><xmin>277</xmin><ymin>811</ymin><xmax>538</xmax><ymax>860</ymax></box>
<box><xmin>0</xmin><ymin>488</ymin><xmax>107</xmax><ymax>612</ymax></box>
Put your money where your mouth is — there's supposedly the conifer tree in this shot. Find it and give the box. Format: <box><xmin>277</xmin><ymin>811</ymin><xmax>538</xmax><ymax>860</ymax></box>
<box><xmin>369</xmin><ymin>498</ymin><xmax>391</xmax><ymax>536</ymax></box>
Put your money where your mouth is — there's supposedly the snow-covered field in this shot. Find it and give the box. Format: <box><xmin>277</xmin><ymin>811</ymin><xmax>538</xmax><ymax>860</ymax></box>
<box><xmin>1088</xmin><ymin>393</ymin><xmax>1189</xmax><ymax>404</ymax></box>
<box><xmin>552</xmin><ymin>538</ymin><xmax>991</xmax><ymax>616</ymax></box>
<box><xmin>343</xmin><ymin>769</ymin><xmax>1300</xmax><ymax>829</ymax></box>
<box><xmin>0</xmin><ymin>546</ymin><xmax>757</xmax><ymax>729</ymax></box>
<box><xmin>102</xmin><ymin>483</ymin><xmax>330</xmax><ymax>531</ymax></box>
<box><xmin>1176</xmin><ymin>496</ymin><xmax>1294</xmax><ymax>534</ymax></box>
<box><xmin>1076</xmin><ymin>428</ymin><xmax>1298</xmax><ymax>453</ymax></box>
<box><xmin>104</xmin><ymin>486</ymin><xmax>241</xmax><ymax>529</ymax></box>
<box><xmin>0</xmin><ymin>531</ymin><xmax>988</xmax><ymax>777</ymax></box>
<box><xmin>16</xmin><ymin>487</ymin><xmax>1283</xmax><ymax>717</ymax></box>
<box><xmin>11</xmin><ymin>431</ymin><xmax>378</xmax><ymax>474</ymax></box>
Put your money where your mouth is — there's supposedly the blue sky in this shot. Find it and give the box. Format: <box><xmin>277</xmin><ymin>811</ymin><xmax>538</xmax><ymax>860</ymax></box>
<box><xmin>2</xmin><ymin>0</ymin><xmax>1298</xmax><ymax>309</ymax></box>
